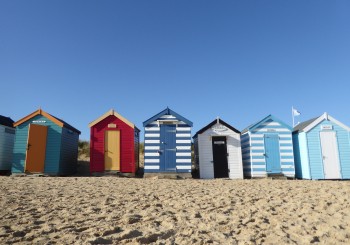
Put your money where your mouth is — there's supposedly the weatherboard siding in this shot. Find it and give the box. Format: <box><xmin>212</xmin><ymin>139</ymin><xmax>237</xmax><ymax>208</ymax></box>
<box><xmin>194</xmin><ymin>122</ymin><xmax>243</xmax><ymax>179</ymax></box>
<box><xmin>90</xmin><ymin>115</ymin><xmax>137</xmax><ymax>173</ymax></box>
<box><xmin>197</xmin><ymin>134</ymin><xmax>214</xmax><ymax>179</ymax></box>
<box><xmin>292</xmin><ymin>133</ymin><xmax>311</xmax><ymax>179</ymax></box>
<box><xmin>0</xmin><ymin>125</ymin><xmax>15</xmax><ymax>171</ymax></box>
<box><xmin>144</xmin><ymin>122</ymin><xmax>192</xmax><ymax>173</ymax></box>
<box><xmin>59</xmin><ymin>127</ymin><xmax>79</xmax><ymax>175</ymax></box>
<box><xmin>12</xmin><ymin>114</ymin><xmax>63</xmax><ymax>174</ymax></box>
<box><xmin>306</xmin><ymin>120</ymin><xmax>350</xmax><ymax>179</ymax></box>
<box><xmin>242</xmin><ymin>118</ymin><xmax>295</xmax><ymax>178</ymax></box>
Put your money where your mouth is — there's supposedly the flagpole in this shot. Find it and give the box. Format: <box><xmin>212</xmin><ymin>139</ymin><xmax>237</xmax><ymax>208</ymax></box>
<box><xmin>292</xmin><ymin>106</ymin><xmax>295</xmax><ymax>127</ymax></box>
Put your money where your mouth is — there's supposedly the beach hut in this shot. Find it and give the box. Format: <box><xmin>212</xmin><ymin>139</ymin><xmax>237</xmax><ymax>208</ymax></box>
<box><xmin>241</xmin><ymin>115</ymin><xmax>295</xmax><ymax>178</ymax></box>
<box><xmin>0</xmin><ymin>116</ymin><xmax>15</xmax><ymax>172</ymax></box>
<box><xmin>143</xmin><ymin>107</ymin><xmax>193</xmax><ymax>176</ymax></box>
<box><xmin>89</xmin><ymin>109</ymin><xmax>140</xmax><ymax>175</ymax></box>
<box><xmin>12</xmin><ymin>109</ymin><xmax>80</xmax><ymax>175</ymax></box>
<box><xmin>293</xmin><ymin>113</ymin><xmax>350</xmax><ymax>179</ymax></box>
<box><xmin>193</xmin><ymin>118</ymin><xmax>243</xmax><ymax>179</ymax></box>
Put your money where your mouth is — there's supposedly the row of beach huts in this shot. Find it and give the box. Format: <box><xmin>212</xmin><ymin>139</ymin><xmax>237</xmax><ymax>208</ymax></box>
<box><xmin>1</xmin><ymin>107</ymin><xmax>350</xmax><ymax>180</ymax></box>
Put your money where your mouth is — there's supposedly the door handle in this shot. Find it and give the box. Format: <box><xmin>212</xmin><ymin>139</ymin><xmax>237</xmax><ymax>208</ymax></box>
<box><xmin>27</xmin><ymin>144</ymin><xmax>31</xmax><ymax>150</ymax></box>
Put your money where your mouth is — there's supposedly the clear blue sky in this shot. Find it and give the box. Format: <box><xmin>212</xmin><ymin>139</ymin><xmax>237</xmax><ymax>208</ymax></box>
<box><xmin>1</xmin><ymin>1</ymin><xmax>349</xmax><ymax>141</ymax></box>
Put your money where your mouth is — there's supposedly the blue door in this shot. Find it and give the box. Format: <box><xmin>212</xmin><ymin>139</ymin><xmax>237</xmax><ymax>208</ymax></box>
<box><xmin>160</xmin><ymin>124</ymin><xmax>176</xmax><ymax>171</ymax></box>
<box><xmin>264</xmin><ymin>134</ymin><xmax>281</xmax><ymax>173</ymax></box>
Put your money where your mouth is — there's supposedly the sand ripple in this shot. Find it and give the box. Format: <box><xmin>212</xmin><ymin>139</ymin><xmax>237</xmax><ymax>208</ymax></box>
<box><xmin>0</xmin><ymin>177</ymin><xmax>350</xmax><ymax>244</ymax></box>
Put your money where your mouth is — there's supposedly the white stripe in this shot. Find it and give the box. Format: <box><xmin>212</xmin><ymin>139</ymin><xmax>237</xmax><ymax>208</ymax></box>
<box><xmin>251</xmin><ymin>153</ymin><xmax>264</xmax><ymax>156</ymax></box>
<box><xmin>176</xmin><ymin>140</ymin><xmax>191</xmax><ymax>144</ymax></box>
<box><xmin>160</xmin><ymin>115</ymin><xmax>176</xmax><ymax>119</ymax></box>
<box><xmin>280</xmin><ymin>140</ymin><xmax>292</xmax><ymax>144</ymax></box>
<box><xmin>281</xmin><ymin>165</ymin><xmax>294</xmax><ymax>168</ymax></box>
<box><xmin>281</xmin><ymin>159</ymin><xmax>294</xmax><ymax>163</ymax></box>
<box><xmin>145</xmin><ymin>146</ymin><xmax>160</xmax><ymax>150</ymax></box>
<box><xmin>251</xmin><ymin>172</ymin><xmax>267</xmax><ymax>176</ymax></box>
<box><xmin>144</xmin><ymin>165</ymin><xmax>160</xmax><ymax>170</ymax></box>
<box><xmin>280</xmin><ymin>152</ymin><xmax>293</xmax><ymax>156</ymax></box>
<box><xmin>252</xmin><ymin>159</ymin><xmax>265</xmax><ymax>163</ymax></box>
<box><xmin>145</xmin><ymin>140</ymin><xmax>160</xmax><ymax>144</ymax></box>
<box><xmin>176</xmin><ymin>159</ymin><xmax>191</xmax><ymax>163</ymax></box>
<box><xmin>251</xmin><ymin>140</ymin><xmax>263</xmax><ymax>144</ymax></box>
<box><xmin>145</xmin><ymin>134</ymin><xmax>160</xmax><ymax>138</ymax></box>
<box><xmin>254</xmin><ymin>128</ymin><xmax>290</xmax><ymax>132</ymax></box>
<box><xmin>176</xmin><ymin>152</ymin><xmax>191</xmax><ymax>157</ymax></box>
<box><xmin>177</xmin><ymin>146</ymin><xmax>191</xmax><ymax>150</ymax></box>
<box><xmin>144</xmin><ymin>153</ymin><xmax>159</xmax><ymax>157</ymax></box>
<box><xmin>176</xmin><ymin>133</ymin><xmax>191</xmax><ymax>137</ymax></box>
<box><xmin>176</xmin><ymin>165</ymin><xmax>191</xmax><ymax>170</ymax></box>
<box><xmin>251</xmin><ymin>134</ymin><xmax>264</xmax><ymax>138</ymax></box>
<box><xmin>176</xmin><ymin>127</ymin><xmax>191</xmax><ymax>131</ymax></box>
<box><xmin>280</xmin><ymin>146</ymin><xmax>292</xmax><ymax>150</ymax></box>
<box><xmin>144</xmin><ymin>159</ymin><xmax>160</xmax><ymax>163</ymax></box>
<box><xmin>148</xmin><ymin>121</ymin><xmax>159</xmax><ymax>125</ymax></box>
<box><xmin>251</xmin><ymin>146</ymin><xmax>265</xmax><ymax>150</ymax></box>
<box><xmin>145</xmin><ymin>127</ymin><xmax>160</xmax><ymax>131</ymax></box>
<box><xmin>262</xmin><ymin>122</ymin><xmax>280</xmax><ymax>126</ymax></box>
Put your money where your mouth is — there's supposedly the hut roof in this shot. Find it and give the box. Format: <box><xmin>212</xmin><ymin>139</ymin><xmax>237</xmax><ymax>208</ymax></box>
<box><xmin>13</xmin><ymin>109</ymin><xmax>81</xmax><ymax>134</ymax></box>
<box><xmin>0</xmin><ymin>115</ymin><xmax>14</xmax><ymax>128</ymax></box>
<box><xmin>143</xmin><ymin>107</ymin><xmax>193</xmax><ymax>127</ymax></box>
<box><xmin>193</xmin><ymin>118</ymin><xmax>240</xmax><ymax>138</ymax></box>
<box><xmin>293</xmin><ymin>112</ymin><xmax>350</xmax><ymax>133</ymax></box>
<box><xmin>242</xmin><ymin>114</ymin><xmax>293</xmax><ymax>134</ymax></box>
<box><xmin>89</xmin><ymin>109</ymin><xmax>140</xmax><ymax>132</ymax></box>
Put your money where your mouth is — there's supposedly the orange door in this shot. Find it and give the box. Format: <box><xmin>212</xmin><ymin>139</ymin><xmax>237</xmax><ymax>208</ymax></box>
<box><xmin>25</xmin><ymin>124</ymin><xmax>48</xmax><ymax>173</ymax></box>
<box><xmin>104</xmin><ymin>130</ymin><xmax>120</xmax><ymax>171</ymax></box>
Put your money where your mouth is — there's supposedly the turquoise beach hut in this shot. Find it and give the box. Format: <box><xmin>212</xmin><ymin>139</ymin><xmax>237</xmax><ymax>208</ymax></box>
<box><xmin>293</xmin><ymin>113</ymin><xmax>350</xmax><ymax>179</ymax></box>
<box><xmin>241</xmin><ymin>115</ymin><xmax>295</xmax><ymax>178</ymax></box>
<box><xmin>12</xmin><ymin>109</ymin><xmax>80</xmax><ymax>175</ymax></box>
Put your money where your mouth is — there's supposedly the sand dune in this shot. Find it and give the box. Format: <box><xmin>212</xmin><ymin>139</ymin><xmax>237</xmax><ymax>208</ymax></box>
<box><xmin>0</xmin><ymin>177</ymin><xmax>349</xmax><ymax>244</ymax></box>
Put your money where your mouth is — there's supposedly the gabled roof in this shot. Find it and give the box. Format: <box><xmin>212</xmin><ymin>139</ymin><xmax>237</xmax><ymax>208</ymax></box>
<box><xmin>89</xmin><ymin>109</ymin><xmax>140</xmax><ymax>132</ymax></box>
<box><xmin>143</xmin><ymin>107</ymin><xmax>193</xmax><ymax>127</ymax></box>
<box><xmin>193</xmin><ymin>118</ymin><xmax>240</xmax><ymax>138</ymax></box>
<box><xmin>13</xmin><ymin>109</ymin><xmax>81</xmax><ymax>134</ymax></box>
<box><xmin>293</xmin><ymin>112</ymin><xmax>350</xmax><ymax>133</ymax></box>
<box><xmin>0</xmin><ymin>115</ymin><xmax>14</xmax><ymax>128</ymax></box>
<box><xmin>242</xmin><ymin>114</ymin><xmax>293</xmax><ymax>134</ymax></box>
<box><xmin>292</xmin><ymin>117</ymin><xmax>318</xmax><ymax>133</ymax></box>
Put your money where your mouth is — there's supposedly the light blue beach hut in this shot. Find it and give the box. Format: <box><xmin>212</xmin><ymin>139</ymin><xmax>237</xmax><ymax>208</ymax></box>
<box><xmin>143</xmin><ymin>107</ymin><xmax>193</xmax><ymax>176</ymax></box>
<box><xmin>241</xmin><ymin>115</ymin><xmax>295</xmax><ymax>178</ymax></box>
<box><xmin>293</xmin><ymin>113</ymin><xmax>350</xmax><ymax>179</ymax></box>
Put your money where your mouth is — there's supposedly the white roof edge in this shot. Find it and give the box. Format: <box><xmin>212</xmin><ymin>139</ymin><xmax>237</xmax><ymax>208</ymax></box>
<box><xmin>303</xmin><ymin>112</ymin><xmax>350</xmax><ymax>132</ymax></box>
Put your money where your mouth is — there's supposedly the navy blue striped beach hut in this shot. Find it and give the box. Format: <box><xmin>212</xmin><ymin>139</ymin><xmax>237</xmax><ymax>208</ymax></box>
<box><xmin>143</xmin><ymin>108</ymin><xmax>193</xmax><ymax>176</ymax></box>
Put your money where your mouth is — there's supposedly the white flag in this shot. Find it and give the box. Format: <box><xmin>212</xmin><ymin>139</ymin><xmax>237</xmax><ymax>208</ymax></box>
<box><xmin>293</xmin><ymin>108</ymin><xmax>301</xmax><ymax>116</ymax></box>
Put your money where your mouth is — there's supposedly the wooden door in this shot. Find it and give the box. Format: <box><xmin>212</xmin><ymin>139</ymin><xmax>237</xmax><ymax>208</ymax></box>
<box><xmin>320</xmin><ymin>131</ymin><xmax>341</xmax><ymax>179</ymax></box>
<box><xmin>264</xmin><ymin>134</ymin><xmax>281</xmax><ymax>173</ymax></box>
<box><xmin>160</xmin><ymin>124</ymin><xmax>176</xmax><ymax>171</ymax></box>
<box><xmin>25</xmin><ymin>124</ymin><xmax>48</xmax><ymax>173</ymax></box>
<box><xmin>212</xmin><ymin>136</ymin><xmax>229</xmax><ymax>178</ymax></box>
<box><xmin>104</xmin><ymin>130</ymin><xmax>120</xmax><ymax>171</ymax></box>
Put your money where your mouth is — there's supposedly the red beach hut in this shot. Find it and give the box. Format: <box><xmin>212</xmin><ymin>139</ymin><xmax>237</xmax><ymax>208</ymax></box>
<box><xmin>89</xmin><ymin>109</ymin><xmax>140</xmax><ymax>175</ymax></box>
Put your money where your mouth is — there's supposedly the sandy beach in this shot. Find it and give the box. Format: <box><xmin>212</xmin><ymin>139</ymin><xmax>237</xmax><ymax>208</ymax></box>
<box><xmin>0</xmin><ymin>177</ymin><xmax>349</xmax><ymax>244</ymax></box>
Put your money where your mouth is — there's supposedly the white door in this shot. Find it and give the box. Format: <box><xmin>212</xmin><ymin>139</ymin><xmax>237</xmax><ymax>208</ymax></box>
<box><xmin>320</xmin><ymin>131</ymin><xmax>341</xmax><ymax>179</ymax></box>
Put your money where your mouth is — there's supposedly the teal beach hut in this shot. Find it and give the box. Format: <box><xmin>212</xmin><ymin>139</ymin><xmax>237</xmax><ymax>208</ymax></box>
<box><xmin>241</xmin><ymin>115</ymin><xmax>295</xmax><ymax>178</ymax></box>
<box><xmin>12</xmin><ymin>109</ymin><xmax>80</xmax><ymax>175</ymax></box>
<box><xmin>293</xmin><ymin>113</ymin><xmax>350</xmax><ymax>179</ymax></box>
